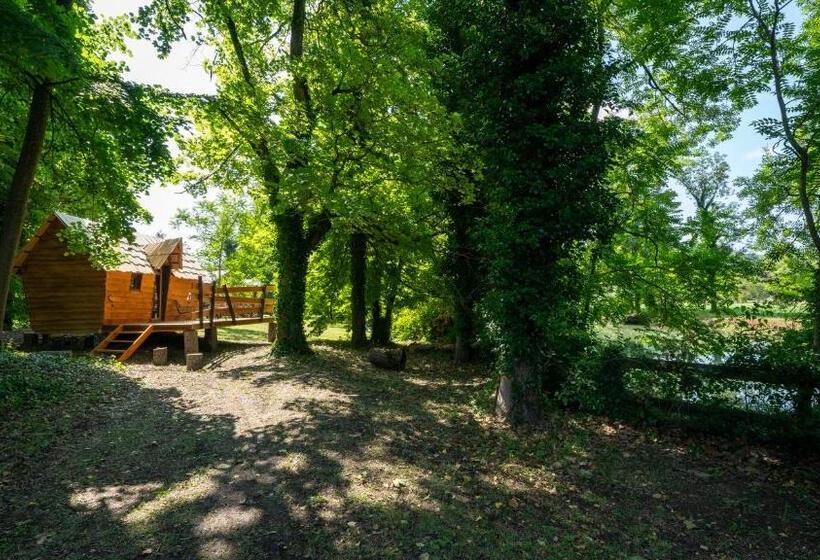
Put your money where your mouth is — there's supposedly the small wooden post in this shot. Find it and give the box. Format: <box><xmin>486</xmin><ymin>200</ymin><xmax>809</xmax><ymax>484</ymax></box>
<box><xmin>223</xmin><ymin>285</ymin><xmax>236</xmax><ymax>323</ymax></box>
<box><xmin>22</xmin><ymin>332</ymin><xmax>38</xmax><ymax>348</ymax></box>
<box><xmin>152</xmin><ymin>347</ymin><xmax>169</xmax><ymax>366</ymax></box>
<box><xmin>259</xmin><ymin>289</ymin><xmax>266</xmax><ymax>319</ymax></box>
<box><xmin>795</xmin><ymin>381</ymin><xmax>814</xmax><ymax>429</ymax></box>
<box><xmin>183</xmin><ymin>330</ymin><xmax>199</xmax><ymax>356</ymax></box>
<box><xmin>205</xmin><ymin>328</ymin><xmax>219</xmax><ymax>352</ymax></box>
<box><xmin>186</xmin><ymin>352</ymin><xmax>204</xmax><ymax>371</ymax></box>
<box><xmin>198</xmin><ymin>276</ymin><xmax>204</xmax><ymax>328</ymax></box>
<box><xmin>209</xmin><ymin>283</ymin><xmax>216</xmax><ymax>327</ymax></box>
<box><xmin>267</xmin><ymin>322</ymin><xmax>277</xmax><ymax>343</ymax></box>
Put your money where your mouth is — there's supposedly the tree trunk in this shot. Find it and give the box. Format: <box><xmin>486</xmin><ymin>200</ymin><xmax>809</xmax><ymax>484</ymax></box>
<box><xmin>797</xmin><ymin>265</ymin><xmax>820</xmax><ymax>422</ymax></box>
<box><xmin>371</xmin><ymin>300</ymin><xmax>390</xmax><ymax>346</ymax></box>
<box><xmin>350</xmin><ymin>232</ymin><xmax>367</xmax><ymax>348</ymax></box>
<box><xmin>273</xmin><ymin>210</ymin><xmax>310</xmax><ymax>354</ymax></box>
<box><xmin>370</xmin><ymin>258</ymin><xmax>399</xmax><ymax>346</ymax></box>
<box><xmin>495</xmin><ymin>356</ymin><xmax>544</xmax><ymax>425</ymax></box>
<box><xmin>449</xmin><ymin>201</ymin><xmax>480</xmax><ymax>363</ymax></box>
<box><xmin>0</xmin><ymin>83</ymin><xmax>51</xmax><ymax>327</ymax></box>
<box><xmin>581</xmin><ymin>243</ymin><xmax>600</xmax><ymax>325</ymax></box>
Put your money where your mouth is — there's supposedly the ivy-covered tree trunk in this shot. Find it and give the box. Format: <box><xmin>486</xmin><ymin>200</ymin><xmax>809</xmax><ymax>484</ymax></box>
<box><xmin>495</xmin><ymin>355</ymin><xmax>544</xmax><ymax>426</ymax></box>
<box><xmin>270</xmin><ymin>0</ymin><xmax>330</xmax><ymax>354</ymax></box>
<box><xmin>350</xmin><ymin>231</ymin><xmax>367</xmax><ymax>348</ymax></box>
<box><xmin>0</xmin><ymin>82</ymin><xmax>51</xmax><ymax>327</ymax></box>
<box><xmin>369</xmin><ymin>257</ymin><xmax>399</xmax><ymax>346</ymax></box>
<box><xmin>432</xmin><ymin>0</ymin><xmax>619</xmax><ymax>426</ymax></box>
<box><xmin>449</xmin><ymin>198</ymin><xmax>481</xmax><ymax>363</ymax></box>
<box><xmin>370</xmin><ymin>264</ymin><xmax>386</xmax><ymax>345</ymax></box>
<box><xmin>799</xmin><ymin>265</ymin><xmax>820</xmax><ymax>420</ymax></box>
<box><xmin>273</xmin><ymin>210</ymin><xmax>310</xmax><ymax>354</ymax></box>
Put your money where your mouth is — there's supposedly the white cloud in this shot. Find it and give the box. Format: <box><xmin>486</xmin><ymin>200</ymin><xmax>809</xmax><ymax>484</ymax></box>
<box><xmin>743</xmin><ymin>147</ymin><xmax>769</xmax><ymax>161</ymax></box>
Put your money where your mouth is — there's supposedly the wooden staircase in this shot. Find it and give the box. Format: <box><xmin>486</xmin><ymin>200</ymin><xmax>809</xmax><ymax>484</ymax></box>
<box><xmin>92</xmin><ymin>325</ymin><xmax>155</xmax><ymax>362</ymax></box>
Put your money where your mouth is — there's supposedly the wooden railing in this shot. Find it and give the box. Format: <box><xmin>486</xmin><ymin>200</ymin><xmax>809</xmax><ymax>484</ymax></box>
<box><xmin>169</xmin><ymin>277</ymin><xmax>274</xmax><ymax>327</ymax></box>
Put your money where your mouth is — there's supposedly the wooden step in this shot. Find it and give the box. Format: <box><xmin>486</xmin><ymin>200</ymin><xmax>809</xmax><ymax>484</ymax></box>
<box><xmin>91</xmin><ymin>325</ymin><xmax>155</xmax><ymax>363</ymax></box>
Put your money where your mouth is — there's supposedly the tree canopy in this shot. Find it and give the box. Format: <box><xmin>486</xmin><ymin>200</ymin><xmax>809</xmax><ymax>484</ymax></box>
<box><xmin>3</xmin><ymin>0</ymin><xmax>820</xmax><ymax>428</ymax></box>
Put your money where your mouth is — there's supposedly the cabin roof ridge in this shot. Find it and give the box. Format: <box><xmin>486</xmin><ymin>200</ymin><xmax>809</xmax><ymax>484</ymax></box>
<box><xmin>15</xmin><ymin>211</ymin><xmax>214</xmax><ymax>281</ymax></box>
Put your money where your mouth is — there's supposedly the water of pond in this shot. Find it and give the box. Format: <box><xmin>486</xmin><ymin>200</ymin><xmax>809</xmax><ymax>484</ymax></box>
<box><xmin>630</xmin><ymin>351</ymin><xmax>806</xmax><ymax>414</ymax></box>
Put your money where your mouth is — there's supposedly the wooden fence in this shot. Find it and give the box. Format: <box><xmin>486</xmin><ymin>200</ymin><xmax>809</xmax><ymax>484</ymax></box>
<box><xmin>609</xmin><ymin>356</ymin><xmax>819</xmax><ymax>425</ymax></box>
<box><xmin>179</xmin><ymin>278</ymin><xmax>275</xmax><ymax>327</ymax></box>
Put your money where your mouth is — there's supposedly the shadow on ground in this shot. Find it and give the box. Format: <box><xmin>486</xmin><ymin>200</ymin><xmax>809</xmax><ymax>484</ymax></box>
<box><xmin>1</xmin><ymin>341</ymin><xmax>818</xmax><ymax>559</ymax></box>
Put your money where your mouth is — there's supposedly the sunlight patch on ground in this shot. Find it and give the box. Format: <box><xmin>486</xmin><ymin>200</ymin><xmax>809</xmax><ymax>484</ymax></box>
<box><xmin>124</xmin><ymin>471</ymin><xmax>220</xmax><ymax>528</ymax></box>
<box><xmin>69</xmin><ymin>482</ymin><xmax>163</xmax><ymax>517</ymax></box>
<box><xmin>198</xmin><ymin>537</ymin><xmax>235</xmax><ymax>560</ymax></box>
<box><xmin>195</xmin><ymin>505</ymin><xmax>263</xmax><ymax>537</ymax></box>
<box><xmin>275</xmin><ymin>452</ymin><xmax>309</xmax><ymax>474</ymax></box>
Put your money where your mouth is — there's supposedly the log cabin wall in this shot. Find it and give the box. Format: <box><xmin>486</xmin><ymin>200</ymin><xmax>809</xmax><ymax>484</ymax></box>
<box><xmin>19</xmin><ymin>222</ymin><xmax>106</xmax><ymax>335</ymax></box>
<box><xmin>103</xmin><ymin>271</ymin><xmax>156</xmax><ymax>325</ymax></box>
<box><xmin>164</xmin><ymin>275</ymin><xmax>207</xmax><ymax>321</ymax></box>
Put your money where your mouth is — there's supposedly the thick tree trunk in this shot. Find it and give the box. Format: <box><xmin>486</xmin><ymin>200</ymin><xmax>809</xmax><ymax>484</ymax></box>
<box><xmin>370</xmin><ymin>258</ymin><xmax>399</xmax><ymax>346</ymax></box>
<box><xmin>371</xmin><ymin>300</ymin><xmax>390</xmax><ymax>346</ymax></box>
<box><xmin>581</xmin><ymin>244</ymin><xmax>600</xmax><ymax>325</ymax></box>
<box><xmin>273</xmin><ymin>210</ymin><xmax>310</xmax><ymax>354</ymax></box>
<box><xmin>448</xmin><ymin>197</ymin><xmax>480</xmax><ymax>363</ymax></box>
<box><xmin>350</xmin><ymin>232</ymin><xmax>367</xmax><ymax>348</ymax></box>
<box><xmin>495</xmin><ymin>356</ymin><xmax>544</xmax><ymax>425</ymax></box>
<box><xmin>797</xmin><ymin>265</ymin><xmax>820</xmax><ymax>422</ymax></box>
<box><xmin>0</xmin><ymin>83</ymin><xmax>51</xmax><ymax>327</ymax></box>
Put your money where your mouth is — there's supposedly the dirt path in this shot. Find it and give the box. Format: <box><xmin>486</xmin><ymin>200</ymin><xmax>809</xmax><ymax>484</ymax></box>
<box><xmin>1</xmin><ymin>341</ymin><xmax>818</xmax><ymax>559</ymax></box>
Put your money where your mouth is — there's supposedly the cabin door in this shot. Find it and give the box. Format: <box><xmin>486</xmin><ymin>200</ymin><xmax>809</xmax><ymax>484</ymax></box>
<box><xmin>153</xmin><ymin>265</ymin><xmax>172</xmax><ymax>321</ymax></box>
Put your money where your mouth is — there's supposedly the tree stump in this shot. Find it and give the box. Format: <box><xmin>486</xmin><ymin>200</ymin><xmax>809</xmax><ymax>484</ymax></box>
<box><xmin>186</xmin><ymin>352</ymin><xmax>204</xmax><ymax>371</ymax></box>
<box><xmin>153</xmin><ymin>347</ymin><xmax>169</xmax><ymax>366</ymax></box>
<box><xmin>368</xmin><ymin>347</ymin><xmax>407</xmax><ymax>371</ymax></box>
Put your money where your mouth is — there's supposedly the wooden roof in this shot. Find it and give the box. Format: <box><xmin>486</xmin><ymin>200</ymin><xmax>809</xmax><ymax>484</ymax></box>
<box><xmin>143</xmin><ymin>238</ymin><xmax>183</xmax><ymax>269</ymax></box>
<box><xmin>14</xmin><ymin>212</ymin><xmax>214</xmax><ymax>280</ymax></box>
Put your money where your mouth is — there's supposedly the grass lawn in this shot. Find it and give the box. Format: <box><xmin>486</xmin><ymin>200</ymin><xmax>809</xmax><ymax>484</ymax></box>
<box><xmin>1</xmin><ymin>342</ymin><xmax>818</xmax><ymax>559</ymax></box>
<box><xmin>220</xmin><ymin>324</ymin><xmax>348</xmax><ymax>343</ymax></box>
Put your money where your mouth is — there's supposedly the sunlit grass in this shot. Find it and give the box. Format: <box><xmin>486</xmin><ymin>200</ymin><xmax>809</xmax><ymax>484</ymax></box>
<box><xmin>220</xmin><ymin>323</ymin><xmax>348</xmax><ymax>343</ymax></box>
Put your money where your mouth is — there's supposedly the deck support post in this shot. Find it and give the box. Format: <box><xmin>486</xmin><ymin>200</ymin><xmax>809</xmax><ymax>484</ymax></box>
<box><xmin>205</xmin><ymin>328</ymin><xmax>218</xmax><ymax>352</ymax></box>
<box><xmin>183</xmin><ymin>329</ymin><xmax>199</xmax><ymax>356</ymax></box>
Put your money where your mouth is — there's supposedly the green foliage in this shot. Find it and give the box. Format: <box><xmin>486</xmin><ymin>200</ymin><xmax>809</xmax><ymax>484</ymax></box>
<box><xmin>0</xmin><ymin>346</ymin><xmax>118</xmax><ymax>415</ymax></box>
<box><xmin>172</xmin><ymin>191</ymin><xmax>252</xmax><ymax>282</ymax></box>
<box><xmin>0</xmin><ymin>1</ymin><xmax>179</xmax><ymax>255</ymax></box>
<box><xmin>430</xmin><ymin>0</ymin><xmax>626</xmax><ymax>422</ymax></box>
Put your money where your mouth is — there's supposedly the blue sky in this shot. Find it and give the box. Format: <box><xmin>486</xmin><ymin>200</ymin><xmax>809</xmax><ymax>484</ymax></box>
<box><xmin>91</xmin><ymin>0</ymin><xmax>799</xmax><ymax>232</ymax></box>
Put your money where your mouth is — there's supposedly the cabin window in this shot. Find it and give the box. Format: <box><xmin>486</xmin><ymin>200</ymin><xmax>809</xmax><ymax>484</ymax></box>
<box><xmin>130</xmin><ymin>273</ymin><xmax>143</xmax><ymax>291</ymax></box>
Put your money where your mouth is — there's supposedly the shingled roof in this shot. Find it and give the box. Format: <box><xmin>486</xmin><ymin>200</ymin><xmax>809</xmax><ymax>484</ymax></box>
<box><xmin>14</xmin><ymin>212</ymin><xmax>213</xmax><ymax>280</ymax></box>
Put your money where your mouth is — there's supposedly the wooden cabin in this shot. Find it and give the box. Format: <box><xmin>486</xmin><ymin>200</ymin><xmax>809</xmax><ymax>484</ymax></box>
<box><xmin>13</xmin><ymin>212</ymin><xmax>214</xmax><ymax>336</ymax></box>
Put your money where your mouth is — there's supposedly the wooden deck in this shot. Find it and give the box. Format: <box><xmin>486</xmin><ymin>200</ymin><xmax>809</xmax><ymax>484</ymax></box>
<box><xmin>108</xmin><ymin>316</ymin><xmax>275</xmax><ymax>332</ymax></box>
<box><xmin>92</xmin><ymin>283</ymin><xmax>276</xmax><ymax>362</ymax></box>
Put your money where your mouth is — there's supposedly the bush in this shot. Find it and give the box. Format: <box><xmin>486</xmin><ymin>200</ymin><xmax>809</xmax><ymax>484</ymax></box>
<box><xmin>0</xmin><ymin>346</ymin><xmax>119</xmax><ymax>416</ymax></box>
<box><xmin>393</xmin><ymin>302</ymin><xmax>452</xmax><ymax>343</ymax></box>
<box><xmin>557</xmin><ymin>341</ymin><xmax>640</xmax><ymax>413</ymax></box>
